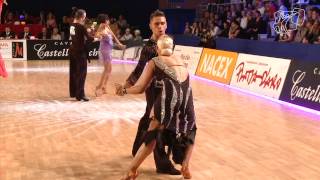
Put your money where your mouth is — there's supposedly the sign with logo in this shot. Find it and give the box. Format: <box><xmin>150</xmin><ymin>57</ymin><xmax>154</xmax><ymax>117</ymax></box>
<box><xmin>279</xmin><ymin>62</ymin><xmax>320</xmax><ymax>111</ymax></box>
<box><xmin>27</xmin><ymin>40</ymin><xmax>99</xmax><ymax>60</ymax></box>
<box><xmin>0</xmin><ymin>40</ymin><xmax>27</xmax><ymax>60</ymax></box>
<box><xmin>230</xmin><ymin>53</ymin><xmax>291</xmax><ymax>99</ymax></box>
<box><xmin>26</xmin><ymin>40</ymin><xmax>144</xmax><ymax>61</ymax></box>
<box><xmin>0</xmin><ymin>41</ymin><xmax>11</xmax><ymax>59</ymax></box>
<box><xmin>195</xmin><ymin>48</ymin><xmax>238</xmax><ymax>84</ymax></box>
<box><xmin>174</xmin><ymin>45</ymin><xmax>203</xmax><ymax>75</ymax></box>
<box><xmin>12</xmin><ymin>42</ymin><xmax>25</xmax><ymax>59</ymax></box>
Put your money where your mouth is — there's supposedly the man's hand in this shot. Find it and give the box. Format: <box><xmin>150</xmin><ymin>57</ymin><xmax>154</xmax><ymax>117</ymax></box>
<box><xmin>115</xmin><ymin>83</ymin><xmax>125</xmax><ymax>96</ymax></box>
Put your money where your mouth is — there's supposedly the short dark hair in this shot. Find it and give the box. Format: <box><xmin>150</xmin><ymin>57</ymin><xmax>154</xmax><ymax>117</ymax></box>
<box><xmin>150</xmin><ymin>10</ymin><xmax>166</xmax><ymax>21</ymax></box>
<box><xmin>75</xmin><ymin>9</ymin><xmax>86</xmax><ymax>19</ymax></box>
<box><xmin>97</xmin><ymin>14</ymin><xmax>109</xmax><ymax>24</ymax></box>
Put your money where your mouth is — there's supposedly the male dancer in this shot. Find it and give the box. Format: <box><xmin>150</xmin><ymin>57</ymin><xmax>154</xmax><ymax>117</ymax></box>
<box><xmin>123</xmin><ymin>10</ymin><xmax>180</xmax><ymax>175</ymax></box>
<box><xmin>69</xmin><ymin>9</ymin><xmax>95</xmax><ymax>101</ymax></box>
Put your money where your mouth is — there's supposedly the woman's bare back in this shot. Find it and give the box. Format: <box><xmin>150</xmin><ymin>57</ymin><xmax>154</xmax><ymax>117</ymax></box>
<box><xmin>158</xmin><ymin>55</ymin><xmax>189</xmax><ymax>83</ymax></box>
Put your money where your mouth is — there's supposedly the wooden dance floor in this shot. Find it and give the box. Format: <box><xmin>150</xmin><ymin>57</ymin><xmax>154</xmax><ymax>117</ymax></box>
<box><xmin>1</xmin><ymin>60</ymin><xmax>320</xmax><ymax>180</ymax></box>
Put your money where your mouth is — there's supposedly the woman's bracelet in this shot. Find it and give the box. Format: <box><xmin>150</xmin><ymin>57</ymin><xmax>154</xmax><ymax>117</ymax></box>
<box><xmin>122</xmin><ymin>87</ymin><xmax>127</xmax><ymax>95</ymax></box>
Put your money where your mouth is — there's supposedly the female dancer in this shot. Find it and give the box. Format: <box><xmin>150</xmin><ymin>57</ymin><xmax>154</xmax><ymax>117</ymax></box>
<box><xmin>116</xmin><ymin>35</ymin><xmax>196</xmax><ymax>179</ymax></box>
<box><xmin>95</xmin><ymin>14</ymin><xmax>125</xmax><ymax>96</ymax></box>
<box><xmin>0</xmin><ymin>53</ymin><xmax>7</xmax><ymax>78</ymax></box>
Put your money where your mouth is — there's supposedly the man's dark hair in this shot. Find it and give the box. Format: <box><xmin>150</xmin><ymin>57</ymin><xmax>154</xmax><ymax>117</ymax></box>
<box><xmin>97</xmin><ymin>14</ymin><xmax>109</xmax><ymax>24</ymax></box>
<box><xmin>75</xmin><ymin>9</ymin><xmax>86</xmax><ymax>19</ymax></box>
<box><xmin>71</xmin><ymin>7</ymin><xmax>78</xmax><ymax>18</ymax></box>
<box><xmin>150</xmin><ymin>9</ymin><xmax>166</xmax><ymax>21</ymax></box>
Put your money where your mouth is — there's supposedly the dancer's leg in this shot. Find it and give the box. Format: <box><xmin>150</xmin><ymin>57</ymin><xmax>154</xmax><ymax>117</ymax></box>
<box><xmin>123</xmin><ymin>118</ymin><xmax>160</xmax><ymax>179</ymax></box>
<box><xmin>181</xmin><ymin>145</ymin><xmax>194</xmax><ymax>179</ymax></box>
<box><xmin>95</xmin><ymin>62</ymin><xmax>107</xmax><ymax>96</ymax></box>
<box><xmin>102</xmin><ymin>61</ymin><xmax>112</xmax><ymax>93</ymax></box>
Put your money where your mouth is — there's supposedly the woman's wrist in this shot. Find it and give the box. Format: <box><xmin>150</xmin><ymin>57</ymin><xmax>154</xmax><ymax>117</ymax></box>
<box><xmin>123</xmin><ymin>87</ymin><xmax>127</xmax><ymax>95</ymax></box>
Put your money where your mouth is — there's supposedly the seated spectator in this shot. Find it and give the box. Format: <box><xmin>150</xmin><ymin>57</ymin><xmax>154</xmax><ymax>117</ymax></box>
<box><xmin>109</xmin><ymin>17</ymin><xmax>119</xmax><ymax>35</ymax></box>
<box><xmin>311</xmin><ymin>7</ymin><xmax>319</xmax><ymax>22</ymax></box>
<box><xmin>120</xmin><ymin>28</ymin><xmax>133</xmax><ymax>41</ymax></box>
<box><xmin>118</xmin><ymin>15</ymin><xmax>128</xmax><ymax>32</ymax></box>
<box><xmin>51</xmin><ymin>27</ymin><xmax>61</xmax><ymax>40</ymax></box>
<box><xmin>257</xmin><ymin>1</ymin><xmax>265</xmax><ymax>16</ymax></box>
<box><xmin>184</xmin><ymin>22</ymin><xmax>192</xmax><ymax>35</ymax></box>
<box><xmin>38</xmin><ymin>11</ymin><xmax>46</xmax><ymax>25</ymax></box>
<box><xmin>116</xmin><ymin>30</ymin><xmax>121</xmax><ymax>40</ymax></box>
<box><xmin>276</xmin><ymin>23</ymin><xmax>295</xmax><ymax>42</ymax></box>
<box><xmin>229</xmin><ymin>20</ymin><xmax>241</xmax><ymax>39</ymax></box>
<box><xmin>294</xmin><ymin>21</ymin><xmax>309</xmax><ymax>43</ymax></box>
<box><xmin>208</xmin><ymin>21</ymin><xmax>220</xmax><ymax>38</ymax></box>
<box><xmin>199</xmin><ymin>28</ymin><xmax>208</xmax><ymax>45</ymax></box>
<box><xmin>24</xmin><ymin>13</ymin><xmax>33</xmax><ymax>24</ymax></box>
<box><xmin>215</xmin><ymin>14</ymin><xmax>222</xmax><ymax>27</ymax></box>
<box><xmin>190</xmin><ymin>22</ymin><xmax>200</xmax><ymax>36</ymax></box>
<box><xmin>46</xmin><ymin>12</ymin><xmax>57</xmax><ymax>32</ymax></box>
<box><xmin>313</xmin><ymin>35</ymin><xmax>320</xmax><ymax>44</ymax></box>
<box><xmin>184</xmin><ymin>26</ymin><xmax>192</xmax><ymax>36</ymax></box>
<box><xmin>0</xmin><ymin>27</ymin><xmax>16</xmax><ymax>39</ymax></box>
<box><xmin>254</xmin><ymin>10</ymin><xmax>267</xmax><ymax>34</ymax></box>
<box><xmin>306</xmin><ymin>20</ymin><xmax>320</xmax><ymax>44</ymax></box>
<box><xmin>278</xmin><ymin>30</ymin><xmax>295</xmax><ymax>42</ymax></box>
<box><xmin>60</xmin><ymin>16</ymin><xmax>70</xmax><ymax>40</ymax></box>
<box><xmin>37</xmin><ymin>27</ymin><xmax>51</xmax><ymax>40</ymax></box>
<box><xmin>265</xmin><ymin>1</ymin><xmax>277</xmax><ymax>21</ymax></box>
<box><xmin>18</xmin><ymin>26</ymin><xmax>32</xmax><ymax>39</ymax></box>
<box><xmin>278</xmin><ymin>0</ymin><xmax>288</xmax><ymax>17</ymax></box>
<box><xmin>246</xmin><ymin>11</ymin><xmax>258</xmax><ymax>39</ymax></box>
<box><xmin>4</xmin><ymin>12</ymin><xmax>15</xmax><ymax>24</ymax></box>
<box><xmin>240</xmin><ymin>10</ymin><xmax>248</xmax><ymax>30</ymax></box>
<box><xmin>219</xmin><ymin>21</ymin><xmax>230</xmax><ymax>38</ymax></box>
<box><xmin>133</xmin><ymin>29</ymin><xmax>142</xmax><ymax>41</ymax></box>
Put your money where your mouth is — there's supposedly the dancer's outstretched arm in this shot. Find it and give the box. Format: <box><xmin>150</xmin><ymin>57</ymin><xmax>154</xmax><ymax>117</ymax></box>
<box><xmin>106</xmin><ymin>25</ymin><xmax>125</xmax><ymax>49</ymax></box>
<box><xmin>116</xmin><ymin>61</ymin><xmax>155</xmax><ymax>95</ymax></box>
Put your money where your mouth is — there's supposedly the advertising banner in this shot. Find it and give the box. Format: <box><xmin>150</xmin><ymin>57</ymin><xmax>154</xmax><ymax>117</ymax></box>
<box><xmin>0</xmin><ymin>40</ymin><xmax>27</xmax><ymax>60</ymax></box>
<box><xmin>26</xmin><ymin>40</ymin><xmax>143</xmax><ymax>61</ymax></box>
<box><xmin>174</xmin><ymin>45</ymin><xmax>203</xmax><ymax>75</ymax></box>
<box><xmin>279</xmin><ymin>61</ymin><xmax>320</xmax><ymax>111</ymax></box>
<box><xmin>195</xmin><ymin>48</ymin><xmax>238</xmax><ymax>84</ymax></box>
<box><xmin>230</xmin><ymin>53</ymin><xmax>291</xmax><ymax>99</ymax></box>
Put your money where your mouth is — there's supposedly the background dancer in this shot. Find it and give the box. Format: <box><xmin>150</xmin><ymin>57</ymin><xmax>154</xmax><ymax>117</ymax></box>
<box><xmin>95</xmin><ymin>14</ymin><xmax>125</xmax><ymax>96</ymax></box>
<box><xmin>122</xmin><ymin>10</ymin><xmax>180</xmax><ymax>175</ymax></box>
<box><xmin>69</xmin><ymin>9</ymin><xmax>95</xmax><ymax>101</ymax></box>
<box><xmin>0</xmin><ymin>53</ymin><xmax>7</xmax><ymax>78</ymax></box>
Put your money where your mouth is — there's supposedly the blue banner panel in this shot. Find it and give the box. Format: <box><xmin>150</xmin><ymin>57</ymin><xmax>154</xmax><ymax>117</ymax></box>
<box><xmin>279</xmin><ymin>61</ymin><xmax>320</xmax><ymax>111</ymax></box>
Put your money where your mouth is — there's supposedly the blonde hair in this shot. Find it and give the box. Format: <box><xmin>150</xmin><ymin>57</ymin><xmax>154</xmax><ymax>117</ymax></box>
<box><xmin>157</xmin><ymin>35</ymin><xmax>173</xmax><ymax>56</ymax></box>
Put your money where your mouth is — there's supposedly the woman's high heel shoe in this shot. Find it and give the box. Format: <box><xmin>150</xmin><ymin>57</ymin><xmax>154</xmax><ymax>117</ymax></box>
<box><xmin>121</xmin><ymin>171</ymin><xmax>138</xmax><ymax>180</ymax></box>
<box><xmin>95</xmin><ymin>87</ymin><xmax>102</xmax><ymax>97</ymax></box>
<box><xmin>101</xmin><ymin>87</ymin><xmax>107</xmax><ymax>94</ymax></box>
<box><xmin>181</xmin><ymin>167</ymin><xmax>192</xmax><ymax>179</ymax></box>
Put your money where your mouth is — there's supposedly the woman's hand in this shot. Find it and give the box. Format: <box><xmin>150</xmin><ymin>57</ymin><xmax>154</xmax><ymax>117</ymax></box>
<box><xmin>115</xmin><ymin>83</ymin><xmax>126</xmax><ymax>96</ymax></box>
